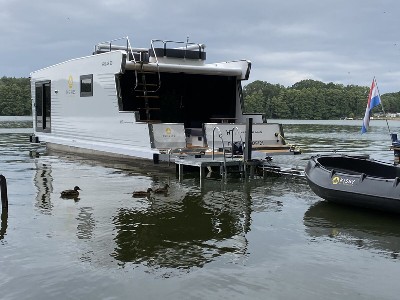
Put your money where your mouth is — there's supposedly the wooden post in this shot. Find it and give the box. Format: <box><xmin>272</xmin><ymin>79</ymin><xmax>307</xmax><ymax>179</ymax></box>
<box><xmin>0</xmin><ymin>175</ymin><xmax>8</xmax><ymax>212</ymax></box>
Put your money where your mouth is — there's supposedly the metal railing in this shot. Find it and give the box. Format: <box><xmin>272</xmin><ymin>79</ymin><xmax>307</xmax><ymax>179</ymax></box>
<box><xmin>95</xmin><ymin>36</ymin><xmax>161</xmax><ymax>92</ymax></box>
<box><xmin>150</xmin><ymin>39</ymin><xmax>205</xmax><ymax>59</ymax></box>
<box><xmin>212</xmin><ymin>127</ymin><xmax>227</xmax><ymax>177</ymax></box>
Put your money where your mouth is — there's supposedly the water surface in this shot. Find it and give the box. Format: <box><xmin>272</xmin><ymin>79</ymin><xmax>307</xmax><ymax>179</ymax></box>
<box><xmin>1</xmin><ymin>117</ymin><xmax>400</xmax><ymax>299</ymax></box>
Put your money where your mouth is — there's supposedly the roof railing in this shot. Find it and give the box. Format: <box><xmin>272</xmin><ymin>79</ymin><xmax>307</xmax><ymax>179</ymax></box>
<box><xmin>150</xmin><ymin>39</ymin><xmax>206</xmax><ymax>59</ymax></box>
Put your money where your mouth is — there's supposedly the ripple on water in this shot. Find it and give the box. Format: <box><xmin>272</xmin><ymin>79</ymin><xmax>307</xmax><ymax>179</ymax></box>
<box><xmin>1</xmin><ymin>119</ymin><xmax>400</xmax><ymax>299</ymax></box>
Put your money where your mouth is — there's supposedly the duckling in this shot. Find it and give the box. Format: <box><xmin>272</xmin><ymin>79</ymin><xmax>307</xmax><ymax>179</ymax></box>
<box><xmin>153</xmin><ymin>184</ymin><xmax>169</xmax><ymax>194</ymax></box>
<box><xmin>132</xmin><ymin>188</ymin><xmax>152</xmax><ymax>198</ymax></box>
<box><xmin>60</xmin><ymin>186</ymin><xmax>81</xmax><ymax>198</ymax></box>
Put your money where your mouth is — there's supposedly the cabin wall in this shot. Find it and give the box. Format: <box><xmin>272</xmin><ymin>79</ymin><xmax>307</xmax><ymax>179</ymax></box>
<box><xmin>30</xmin><ymin>51</ymin><xmax>153</xmax><ymax>153</ymax></box>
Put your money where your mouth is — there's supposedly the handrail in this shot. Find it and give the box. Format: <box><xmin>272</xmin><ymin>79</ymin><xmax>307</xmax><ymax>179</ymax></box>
<box><xmin>125</xmin><ymin>37</ymin><xmax>139</xmax><ymax>90</ymax></box>
<box><xmin>95</xmin><ymin>36</ymin><xmax>143</xmax><ymax>61</ymax></box>
<box><xmin>148</xmin><ymin>38</ymin><xmax>206</xmax><ymax>92</ymax></box>
<box><xmin>148</xmin><ymin>40</ymin><xmax>161</xmax><ymax>92</ymax></box>
<box><xmin>212</xmin><ymin>127</ymin><xmax>227</xmax><ymax>177</ymax></box>
<box><xmin>150</xmin><ymin>39</ymin><xmax>205</xmax><ymax>59</ymax></box>
<box><xmin>96</xmin><ymin>36</ymin><xmax>139</xmax><ymax>89</ymax></box>
<box><xmin>95</xmin><ymin>37</ymin><xmax>160</xmax><ymax>92</ymax></box>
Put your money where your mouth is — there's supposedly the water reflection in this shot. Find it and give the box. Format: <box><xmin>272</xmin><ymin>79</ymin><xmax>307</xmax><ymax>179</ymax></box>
<box><xmin>304</xmin><ymin>201</ymin><xmax>400</xmax><ymax>259</ymax></box>
<box><xmin>30</xmin><ymin>154</ymin><xmax>256</xmax><ymax>271</ymax></box>
<box><xmin>76</xmin><ymin>207</ymin><xmax>95</xmax><ymax>240</ymax></box>
<box><xmin>34</xmin><ymin>161</ymin><xmax>54</xmax><ymax>213</ymax></box>
<box><xmin>0</xmin><ymin>211</ymin><xmax>7</xmax><ymax>240</ymax></box>
<box><xmin>112</xmin><ymin>183</ymin><xmax>251</xmax><ymax>269</ymax></box>
<box><xmin>26</xmin><ymin>119</ymin><xmax>400</xmax><ymax>274</ymax></box>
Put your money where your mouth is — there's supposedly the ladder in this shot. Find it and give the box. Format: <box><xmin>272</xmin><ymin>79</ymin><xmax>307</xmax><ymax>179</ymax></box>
<box><xmin>132</xmin><ymin>40</ymin><xmax>161</xmax><ymax>122</ymax></box>
<box><xmin>94</xmin><ymin>37</ymin><xmax>161</xmax><ymax>122</ymax></box>
<box><xmin>134</xmin><ymin>63</ymin><xmax>161</xmax><ymax>121</ymax></box>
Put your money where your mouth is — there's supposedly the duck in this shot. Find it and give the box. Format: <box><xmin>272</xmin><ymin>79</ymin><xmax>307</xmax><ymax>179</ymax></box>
<box><xmin>153</xmin><ymin>184</ymin><xmax>169</xmax><ymax>194</ymax></box>
<box><xmin>132</xmin><ymin>188</ymin><xmax>152</xmax><ymax>198</ymax></box>
<box><xmin>60</xmin><ymin>186</ymin><xmax>81</xmax><ymax>198</ymax></box>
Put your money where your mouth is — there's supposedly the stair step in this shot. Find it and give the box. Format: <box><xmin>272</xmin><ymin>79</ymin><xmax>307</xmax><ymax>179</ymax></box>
<box><xmin>137</xmin><ymin>83</ymin><xmax>159</xmax><ymax>86</ymax></box>
<box><xmin>136</xmin><ymin>95</ymin><xmax>160</xmax><ymax>98</ymax></box>
<box><xmin>138</xmin><ymin>120</ymin><xmax>162</xmax><ymax>123</ymax></box>
<box><xmin>135</xmin><ymin>89</ymin><xmax>158</xmax><ymax>93</ymax></box>
<box><xmin>137</xmin><ymin>71</ymin><xmax>157</xmax><ymax>74</ymax></box>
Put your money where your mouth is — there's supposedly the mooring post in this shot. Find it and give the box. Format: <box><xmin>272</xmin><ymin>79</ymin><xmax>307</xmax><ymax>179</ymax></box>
<box><xmin>244</xmin><ymin>118</ymin><xmax>253</xmax><ymax>177</ymax></box>
<box><xmin>0</xmin><ymin>175</ymin><xmax>8</xmax><ymax>212</ymax></box>
<box><xmin>244</xmin><ymin>118</ymin><xmax>253</xmax><ymax>162</ymax></box>
<box><xmin>178</xmin><ymin>163</ymin><xmax>183</xmax><ymax>182</ymax></box>
<box><xmin>0</xmin><ymin>209</ymin><xmax>7</xmax><ymax>240</ymax></box>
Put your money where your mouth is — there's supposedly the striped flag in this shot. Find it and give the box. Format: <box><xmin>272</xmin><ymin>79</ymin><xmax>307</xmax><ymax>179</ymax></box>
<box><xmin>361</xmin><ymin>79</ymin><xmax>381</xmax><ymax>134</ymax></box>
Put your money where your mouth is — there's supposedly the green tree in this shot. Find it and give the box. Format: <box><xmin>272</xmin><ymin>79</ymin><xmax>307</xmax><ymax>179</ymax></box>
<box><xmin>243</xmin><ymin>79</ymin><xmax>398</xmax><ymax>120</ymax></box>
<box><xmin>0</xmin><ymin>77</ymin><xmax>31</xmax><ymax>116</ymax></box>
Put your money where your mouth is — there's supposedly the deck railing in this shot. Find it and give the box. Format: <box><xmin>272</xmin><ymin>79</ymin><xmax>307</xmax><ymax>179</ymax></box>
<box><xmin>212</xmin><ymin>127</ymin><xmax>227</xmax><ymax>177</ymax></box>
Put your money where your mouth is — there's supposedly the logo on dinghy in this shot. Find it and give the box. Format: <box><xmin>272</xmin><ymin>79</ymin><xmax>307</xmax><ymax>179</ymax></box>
<box><xmin>332</xmin><ymin>176</ymin><xmax>356</xmax><ymax>186</ymax></box>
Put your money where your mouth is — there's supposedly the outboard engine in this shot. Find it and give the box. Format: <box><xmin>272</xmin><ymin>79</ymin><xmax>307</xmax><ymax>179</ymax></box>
<box><xmin>391</xmin><ymin>133</ymin><xmax>400</xmax><ymax>165</ymax></box>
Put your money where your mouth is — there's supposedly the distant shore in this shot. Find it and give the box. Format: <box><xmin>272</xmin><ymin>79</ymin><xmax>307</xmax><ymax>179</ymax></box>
<box><xmin>1</xmin><ymin>115</ymin><xmax>400</xmax><ymax>122</ymax></box>
<box><xmin>0</xmin><ymin>116</ymin><xmax>32</xmax><ymax>121</ymax></box>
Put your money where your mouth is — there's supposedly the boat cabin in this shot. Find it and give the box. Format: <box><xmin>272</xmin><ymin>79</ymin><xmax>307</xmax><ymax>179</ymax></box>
<box><xmin>31</xmin><ymin>37</ymin><xmax>288</xmax><ymax>161</ymax></box>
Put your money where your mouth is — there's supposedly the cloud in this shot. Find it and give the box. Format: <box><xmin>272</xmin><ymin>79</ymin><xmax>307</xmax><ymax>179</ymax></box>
<box><xmin>0</xmin><ymin>0</ymin><xmax>399</xmax><ymax>93</ymax></box>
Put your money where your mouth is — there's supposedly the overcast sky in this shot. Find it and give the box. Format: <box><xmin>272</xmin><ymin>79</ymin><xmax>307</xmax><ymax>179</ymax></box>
<box><xmin>1</xmin><ymin>0</ymin><xmax>400</xmax><ymax>93</ymax></box>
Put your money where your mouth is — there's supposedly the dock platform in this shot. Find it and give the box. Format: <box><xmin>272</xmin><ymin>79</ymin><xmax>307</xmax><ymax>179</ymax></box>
<box><xmin>174</xmin><ymin>157</ymin><xmax>245</xmax><ymax>180</ymax></box>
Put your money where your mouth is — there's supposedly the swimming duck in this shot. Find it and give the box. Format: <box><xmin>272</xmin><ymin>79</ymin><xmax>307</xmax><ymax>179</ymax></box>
<box><xmin>132</xmin><ymin>188</ymin><xmax>152</xmax><ymax>198</ymax></box>
<box><xmin>60</xmin><ymin>186</ymin><xmax>81</xmax><ymax>198</ymax></box>
<box><xmin>153</xmin><ymin>184</ymin><xmax>169</xmax><ymax>194</ymax></box>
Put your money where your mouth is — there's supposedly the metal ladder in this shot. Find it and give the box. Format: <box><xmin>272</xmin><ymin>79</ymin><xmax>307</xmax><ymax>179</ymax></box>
<box><xmin>135</xmin><ymin>65</ymin><xmax>161</xmax><ymax>121</ymax></box>
<box><xmin>123</xmin><ymin>37</ymin><xmax>161</xmax><ymax>121</ymax></box>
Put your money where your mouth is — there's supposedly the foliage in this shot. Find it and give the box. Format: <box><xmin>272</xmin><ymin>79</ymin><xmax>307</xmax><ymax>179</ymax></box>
<box><xmin>1</xmin><ymin>76</ymin><xmax>400</xmax><ymax>119</ymax></box>
<box><xmin>243</xmin><ymin>79</ymin><xmax>400</xmax><ymax>119</ymax></box>
<box><xmin>0</xmin><ymin>76</ymin><xmax>31</xmax><ymax>116</ymax></box>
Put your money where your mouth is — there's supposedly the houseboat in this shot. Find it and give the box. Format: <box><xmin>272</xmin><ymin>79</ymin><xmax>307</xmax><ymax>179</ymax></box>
<box><xmin>30</xmin><ymin>37</ymin><xmax>294</xmax><ymax>167</ymax></box>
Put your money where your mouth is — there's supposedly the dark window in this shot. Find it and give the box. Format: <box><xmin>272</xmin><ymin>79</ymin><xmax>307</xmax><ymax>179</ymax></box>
<box><xmin>35</xmin><ymin>81</ymin><xmax>51</xmax><ymax>132</ymax></box>
<box><xmin>80</xmin><ymin>74</ymin><xmax>93</xmax><ymax>97</ymax></box>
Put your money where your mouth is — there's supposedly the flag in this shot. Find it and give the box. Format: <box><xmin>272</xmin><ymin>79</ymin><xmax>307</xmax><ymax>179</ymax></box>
<box><xmin>361</xmin><ymin>79</ymin><xmax>381</xmax><ymax>134</ymax></box>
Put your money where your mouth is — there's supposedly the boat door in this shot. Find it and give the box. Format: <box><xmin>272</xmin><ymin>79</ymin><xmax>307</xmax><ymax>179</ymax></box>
<box><xmin>35</xmin><ymin>81</ymin><xmax>51</xmax><ymax>132</ymax></box>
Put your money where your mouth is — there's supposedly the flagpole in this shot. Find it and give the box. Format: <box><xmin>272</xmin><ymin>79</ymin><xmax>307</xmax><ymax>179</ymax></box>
<box><xmin>374</xmin><ymin>77</ymin><xmax>391</xmax><ymax>134</ymax></box>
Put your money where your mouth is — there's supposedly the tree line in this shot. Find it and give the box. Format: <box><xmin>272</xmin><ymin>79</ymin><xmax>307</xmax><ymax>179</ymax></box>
<box><xmin>1</xmin><ymin>76</ymin><xmax>400</xmax><ymax>119</ymax></box>
<box><xmin>243</xmin><ymin>79</ymin><xmax>400</xmax><ymax>119</ymax></box>
<box><xmin>0</xmin><ymin>76</ymin><xmax>31</xmax><ymax>116</ymax></box>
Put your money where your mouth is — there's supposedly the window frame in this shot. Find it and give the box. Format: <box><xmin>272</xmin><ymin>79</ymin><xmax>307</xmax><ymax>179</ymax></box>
<box><xmin>80</xmin><ymin>74</ymin><xmax>93</xmax><ymax>97</ymax></box>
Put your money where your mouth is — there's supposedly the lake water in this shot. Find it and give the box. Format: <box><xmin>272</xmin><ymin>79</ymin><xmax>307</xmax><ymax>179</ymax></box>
<box><xmin>1</xmin><ymin>117</ymin><xmax>400</xmax><ymax>299</ymax></box>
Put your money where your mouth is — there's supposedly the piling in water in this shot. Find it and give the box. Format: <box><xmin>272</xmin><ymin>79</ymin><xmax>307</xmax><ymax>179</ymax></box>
<box><xmin>0</xmin><ymin>175</ymin><xmax>8</xmax><ymax>212</ymax></box>
<box><xmin>244</xmin><ymin>118</ymin><xmax>253</xmax><ymax>162</ymax></box>
<box><xmin>0</xmin><ymin>210</ymin><xmax>7</xmax><ymax>240</ymax></box>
